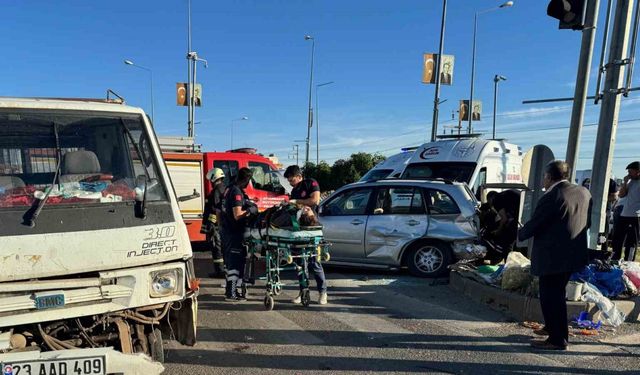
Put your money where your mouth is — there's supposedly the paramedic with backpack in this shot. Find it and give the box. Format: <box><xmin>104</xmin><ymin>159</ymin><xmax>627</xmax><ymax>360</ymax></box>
<box><xmin>201</xmin><ymin>168</ymin><xmax>226</xmax><ymax>278</ymax></box>
<box><xmin>284</xmin><ymin>165</ymin><xmax>328</xmax><ymax>305</ymax></box>
<box><xmin>221</xmin><ymin>167</ymin><xmax>258</xmax><ymax>301</ymax></box>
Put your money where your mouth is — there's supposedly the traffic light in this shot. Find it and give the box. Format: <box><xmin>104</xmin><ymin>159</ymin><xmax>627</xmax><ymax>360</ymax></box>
<box><xmin>547</xmin><ymin>0</ymin><xmax>586</xmax><ymax>30</ymax></box>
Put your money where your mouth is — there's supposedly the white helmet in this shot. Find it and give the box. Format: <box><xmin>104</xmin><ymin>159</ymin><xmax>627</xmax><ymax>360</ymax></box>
<box><xmin>206</xmin><ymin>168</ymin><xmax>225</xmax><ymax>182</ymax></box>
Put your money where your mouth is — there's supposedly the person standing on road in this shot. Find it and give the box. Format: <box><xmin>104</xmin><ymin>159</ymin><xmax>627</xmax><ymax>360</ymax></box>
<box><xmin>201</xmin><ymin>168</ymin><xmax>226</xmax><ymax>278</ymax></box>
<box><xmin>221</xmin><ymin>167</ymin><xmax>257</xmax><ymax>301</ymax></box>
<box><xmin>284</xmin><ymin>165</ymin><xmax>328</xmax><ymax>305</ymax></box>
<box><xmin>518</xmin><ymin>161</ymin><xmax>591</xmax><ymax>350</ymax></box>
<box><xmin>611</xmin><ymin>161</ymin><xmax>640</xmax><ymax>261</ymax></box>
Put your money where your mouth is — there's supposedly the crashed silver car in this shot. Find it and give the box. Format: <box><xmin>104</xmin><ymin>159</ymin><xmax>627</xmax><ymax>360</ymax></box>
<box><xmin>318</xmin><ymin>179</ymin><xmax>485</xmax><ymax>277</ymax></box>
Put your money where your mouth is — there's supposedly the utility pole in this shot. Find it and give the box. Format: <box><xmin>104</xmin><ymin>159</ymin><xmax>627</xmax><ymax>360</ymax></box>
<box><xmin>187</xmin><ymin>0</ymin><xmax>193</xmax><ymax>138</ymax></box>
<box><xmin>304</xmin><ymin>36</ymin><xmax>315</xmax><ymax>167</ymax></box>
<box><xmin>492</xmin><ymin>75</ymin><xmax>507</xmax><ymax>139</ymax></box>
<box><xmin>565</xmin><ymin>0</ymin><xmax>601</xmax><ymax>183</ymax></box>
<box><xmin>290</xmin><ymin>144</ymin><xmax>300</xmax><ymax>166</ymax></box>
<box><xmin>589</xmin><ymin>0</ymin><xmax>636</xmax><ymax>249</ymax></box>
<box><xmin>431</xmin><ymin>0</ymin><xmax>447</xmax><ymax>142</ymax></box>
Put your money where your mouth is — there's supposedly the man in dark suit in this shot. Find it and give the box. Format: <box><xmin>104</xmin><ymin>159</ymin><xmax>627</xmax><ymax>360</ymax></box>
<box><xmin>518</xmin><ymin>160</ymin><xmax>591</xmax><ymax>350</ymax></box>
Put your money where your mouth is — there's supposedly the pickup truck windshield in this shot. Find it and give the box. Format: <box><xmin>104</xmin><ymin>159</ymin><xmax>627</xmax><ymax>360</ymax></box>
<box><xmin>0</xmin><ymin>110</ymin><xmax>167</xmax><ymax>209</ymax></box>
<box><xmin>402</xmin><ymin>162</ymin><xmax>477</xmax><ymax>183</ymax></box>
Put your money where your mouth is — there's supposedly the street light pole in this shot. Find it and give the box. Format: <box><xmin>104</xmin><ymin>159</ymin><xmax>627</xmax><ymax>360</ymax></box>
<box><xmin>468</xmin><ymin>1</ymin><xmax>514</xmax><ymax>134</ymax></box>
<box><xmin>315</xmin><ymin>81</ymin><xmax>334</xmax><ymax>165</ymax></box>
<box><xmin>492</xmin><ymin>75</ymin><xmax>507</xmax><ymax>139</ymax></box>
<box><xmin>187</xmin><ymin>0</ymin><xmax>193</xmax><ymax>137</ymax></box>
<box><xmin>187</xmin><ymin>52</ymin><xmax>207</xmax><ymax>139</ymax></box>
<box><xmin>124</xmin><ymin>60</ymin><xmax>154</xmax><ymax>123</ymax></box>
<box><xmin>230</xmin><ymin>116</ymin><xmax>249</xmax><ymax>150</ymax></box>
<box><xmin>566</xmin><ymin>0</ymin><xmax>601</xmax><ymax>183</ymax></box>
<box><xmin>431</xmin><ymin>0</ymin><xmax>447</xmax><ymax>142</ymax></box>
<box><xmin>304</xmin><ymin>35</ymin><xmax>315</xmax><ymax>167</ymax></box>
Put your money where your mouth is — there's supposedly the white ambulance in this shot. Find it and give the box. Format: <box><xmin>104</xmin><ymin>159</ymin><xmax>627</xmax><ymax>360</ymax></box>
<box><xmin>400</xmin><ymin>135</ymin><xmax>523</xmax><ymax>196</ymax></box>
<box><xmin>359</xmin><ymin>148</ymin><xmax>417</xmax><ymax>182</ymax></box>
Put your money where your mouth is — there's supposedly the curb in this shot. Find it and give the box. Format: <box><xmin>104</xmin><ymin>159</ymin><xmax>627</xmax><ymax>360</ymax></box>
<box><xmin>449</xmin><ymin>271</ymin><xmax>640</xmax><ymax>323</ymax></box>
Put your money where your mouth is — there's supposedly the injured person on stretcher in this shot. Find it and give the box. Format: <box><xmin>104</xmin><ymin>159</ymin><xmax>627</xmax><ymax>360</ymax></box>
<box><xmin>246</xmin><ymin>203</ymin><xmax>321</xmax><ymax>240</ymax></box>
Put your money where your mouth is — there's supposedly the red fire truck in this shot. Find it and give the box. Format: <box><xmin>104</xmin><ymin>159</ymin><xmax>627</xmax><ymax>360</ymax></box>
<box><xmin>160</xmin><ymin>137</ymin><xmax>289</xmax><ymax>243</ymax></box>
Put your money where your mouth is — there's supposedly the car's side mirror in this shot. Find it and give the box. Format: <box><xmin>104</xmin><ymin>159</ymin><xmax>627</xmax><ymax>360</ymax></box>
<box><xmin>373</xmin><ymin>208</ymin><xmax>384</xmax><ymax>215</ymax></box>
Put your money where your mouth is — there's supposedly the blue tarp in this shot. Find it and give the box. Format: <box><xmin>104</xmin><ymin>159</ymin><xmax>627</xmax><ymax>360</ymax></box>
<box><xmin>571</xmin><ymin>265</ymin><xmax>625</xmax><ymax>297</ymax></box>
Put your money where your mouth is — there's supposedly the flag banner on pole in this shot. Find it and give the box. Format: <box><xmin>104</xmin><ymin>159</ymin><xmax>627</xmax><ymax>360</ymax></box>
<box><xmin>460</xmin><ymin>100</ymin><xmax>482</xmax><ymax>121</ymax></box>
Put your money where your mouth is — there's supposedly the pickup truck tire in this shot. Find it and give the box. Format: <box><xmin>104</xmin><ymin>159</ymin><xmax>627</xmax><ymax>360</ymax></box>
<box><xmin>148</xmin><ymin>328</ymin><xmax>165</xmax><ymax>363</ymax></box>
<box><xmin>406</xmin><ymin>241</ymin><xmax>452</xmax><ymax>278</ymax></box>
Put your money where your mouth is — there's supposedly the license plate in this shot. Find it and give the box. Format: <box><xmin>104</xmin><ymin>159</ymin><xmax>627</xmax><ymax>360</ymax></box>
<box><xmin>34</xmin><ymin>293</ymin><xmax>65</xmax><ymax>310</ymax></box>
<box><xmin>2</xmin><ymin>356</ymin><xmax>105</xmax><ymax>375</ymax></box>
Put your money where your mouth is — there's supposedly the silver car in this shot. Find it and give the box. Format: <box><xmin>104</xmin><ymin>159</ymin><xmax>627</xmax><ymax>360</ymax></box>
<box><xmin>318</xmin><ymin>179</ymin><xmax>483</xmax><ymax>277</ymax></box>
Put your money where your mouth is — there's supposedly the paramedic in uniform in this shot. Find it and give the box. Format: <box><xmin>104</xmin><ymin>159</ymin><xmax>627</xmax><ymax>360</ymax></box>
<box><xmin>284</xmin><ymin>165</ymin><xmax>328</xmax><ymax>305</ymax></box>
<box><xmin>221</xmin><ymin>167</ymin><xmax>257</xmax><ymax>301</ymax></box>
<box><xmin>201</xmin><ymin>168</ymin><xmax>226</xmax><ymax>278</ymax></box>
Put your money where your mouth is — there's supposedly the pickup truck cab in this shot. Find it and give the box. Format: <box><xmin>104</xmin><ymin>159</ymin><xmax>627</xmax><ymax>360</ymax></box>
<box><xmin>0</xmin><ymin>97</ymin><xmax>197</xmax><ymax>374</ymax></box>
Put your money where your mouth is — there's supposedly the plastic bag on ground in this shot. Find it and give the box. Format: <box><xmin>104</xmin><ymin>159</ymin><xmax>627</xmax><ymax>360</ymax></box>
<box><xmin>501</xmin><ymin>252</ymin><xmax>532</xmax><ymax>291</ymax></box>
<box><xmin>621</xmin><ymin>261</ymin><xmax>640</xmax><ymax>289</ymax></box>
<box><xmin>581</xmin><ymin>282</ymin><xmax>626</xmax><ymax>327</ymax></box>
<box><xmin>622</xmin><ymin>274</ymin><xmax>639</xmax><ymax>295</ymax></box>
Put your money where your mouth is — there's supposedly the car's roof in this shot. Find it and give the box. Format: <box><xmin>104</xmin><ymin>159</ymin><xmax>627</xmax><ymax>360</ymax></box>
<box><xmin>342</xmin><ymin>178</ymin><xmax>466</xmax><ymax>189</ymax></box>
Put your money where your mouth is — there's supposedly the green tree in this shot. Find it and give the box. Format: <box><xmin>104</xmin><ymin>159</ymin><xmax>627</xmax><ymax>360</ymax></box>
<box><xmin>300</xmin><ymin>152</ymin><xmax>387</xmax><ymax>191</ymax></box>
<box><xmin>302</xmin><ymin>161</ymin><xmax>332</xmax><ymax>191</ymax></box>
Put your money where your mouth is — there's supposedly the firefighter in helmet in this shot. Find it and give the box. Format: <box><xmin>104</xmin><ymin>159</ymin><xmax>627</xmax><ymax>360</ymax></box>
<box><xmin>201</xmin><ymin>168</ymin><xmax>226</xmax><ymax>278</ymax></box>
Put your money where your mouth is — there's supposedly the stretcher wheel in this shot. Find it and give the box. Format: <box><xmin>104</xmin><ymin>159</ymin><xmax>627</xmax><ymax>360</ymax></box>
<box><xmin>264</xmin><ymin>295</ymin><xmax>274</xmax><ymax>311</ymax></box>
<box><xmin>301</xmin><ymin>289</ymin><xmax>311</xmax><ymax>307</ymax></box>
<box><xmin>273</xmin><ymin>284</ymin><xmax>282</xmax><ymax>296</ymax></box>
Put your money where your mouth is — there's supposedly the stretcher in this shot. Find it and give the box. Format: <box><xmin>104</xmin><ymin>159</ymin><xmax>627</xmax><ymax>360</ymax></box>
<box><xmin>244</xmin><ymin>225</ymin><xmax>330</xmax><ymax>310</ymax></box>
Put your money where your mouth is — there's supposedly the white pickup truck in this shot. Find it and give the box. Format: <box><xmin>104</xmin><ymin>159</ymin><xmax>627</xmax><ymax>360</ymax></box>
<box><xmin>0</xmin><ymin>97</ymin><xmax>198</xmax><ymax>374</ymax></box>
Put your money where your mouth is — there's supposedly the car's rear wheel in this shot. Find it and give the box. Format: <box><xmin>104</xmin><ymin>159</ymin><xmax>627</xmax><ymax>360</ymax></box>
<box><xmin>406</xmin><ymin>241</ymin><xmax>452</xmax><ymax>278</ymax></box>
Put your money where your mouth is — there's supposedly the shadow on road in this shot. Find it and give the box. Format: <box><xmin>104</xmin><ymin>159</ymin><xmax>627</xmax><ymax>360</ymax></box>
<box><xmin>165</xmin><ymin>348</ymin><xmax>636</xmax><ymax>374</ymax></box>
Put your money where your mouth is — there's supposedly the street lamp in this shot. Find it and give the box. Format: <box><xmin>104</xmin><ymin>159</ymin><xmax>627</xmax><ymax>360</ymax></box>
<box><xmin>315</xmin><ymin>81</ymin><xmax>334</xmax><ymax>165</ymax></box>
<box><xmin>304</xmin><ymin>35</ymin><xmax>315</xmax><ymax>167</ymax></box>
<box><xmin>492</xmin><ymin>75</ymin><xmax>507</xmax><ymax>139</ymax></box>
<box><xmin>124</xmin><ymin>59</ymin><xmax>154</xmax><ymax>123</ymax></box>
<box><xmin>467</xmin><ymin>0</ymin><xmax>513</xmax><ymax>134</ymax></box>
<box><xmin>230</xmin><ymin>116</ymin><xmax>249</xmax><ymax>150</ymax></box>
<box><xmin>431</xmin><ymin>0</ymin><xmax>448</xmax><ymax>142</ymax></box>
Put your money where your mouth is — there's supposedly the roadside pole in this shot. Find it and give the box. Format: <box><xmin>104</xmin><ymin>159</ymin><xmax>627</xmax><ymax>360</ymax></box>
<box><xmin>566</xmin><ymin>0</ymin><xmax>601</xmax><ymax>182</ymax></box>
<box><xmin>431</xmin><ymin>0</ymin><xmax>447</xmax><ymax>142</ymax></box>
<box><xmin>589</xmin><ymin>0</ymin><xmax>635</xmax><ymax>249</ymax></box>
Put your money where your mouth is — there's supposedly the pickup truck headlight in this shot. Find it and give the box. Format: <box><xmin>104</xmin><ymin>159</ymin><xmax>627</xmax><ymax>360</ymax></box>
<box><xmin>149</xmin><ymin>269</ymin><xmax>180</xmax><ymax>297</ymax></box>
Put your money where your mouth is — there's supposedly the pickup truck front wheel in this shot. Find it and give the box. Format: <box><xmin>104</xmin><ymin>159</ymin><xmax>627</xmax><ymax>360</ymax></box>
<box><xmin>148</xmin><ymin>328</ymin><xmax>165</xmax><ymax>363</ymax></box>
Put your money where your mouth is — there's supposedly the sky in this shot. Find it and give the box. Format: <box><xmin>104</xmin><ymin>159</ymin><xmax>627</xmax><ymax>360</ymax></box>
<box><xmin>1</xmin><ymin>0</ymin><xmax>638</xmax><ymax>177</ymax></box>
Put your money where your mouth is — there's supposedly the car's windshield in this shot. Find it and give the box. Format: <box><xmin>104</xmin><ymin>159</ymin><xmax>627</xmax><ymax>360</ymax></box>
<box><xmin>359</xmin><ymin>168</ymin><xmax>393</xmax><ymax>182</ymax></box>
<box><xmin>0</xmin><ymin>110</ymin><xmax>167</xmax><ymax>208</ymax></box>
<box><xmin>401</xmin><ymin>162</ymin><xmax>477</xmax><ymax>183</ymax></box>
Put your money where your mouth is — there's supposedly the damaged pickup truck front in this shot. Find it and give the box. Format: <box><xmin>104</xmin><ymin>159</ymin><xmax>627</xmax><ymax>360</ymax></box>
<box><xmin>0</xmin><ymin>97</ymin><xmax>198</xmax><ymax>375</ymax></box>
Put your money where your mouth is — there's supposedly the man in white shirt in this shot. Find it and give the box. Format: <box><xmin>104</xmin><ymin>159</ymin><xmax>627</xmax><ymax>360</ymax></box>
<box><xmin>612</xmin><ymin>161</ymin><xmax>640</xmax><ymax>261</ymax></box>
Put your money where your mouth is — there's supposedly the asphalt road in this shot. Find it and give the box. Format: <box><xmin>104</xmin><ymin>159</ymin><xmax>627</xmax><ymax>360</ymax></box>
<box><xmin>163</xmin><ymin>253</ymin><xmax>640</xmax><ymax>374</ymax></box>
